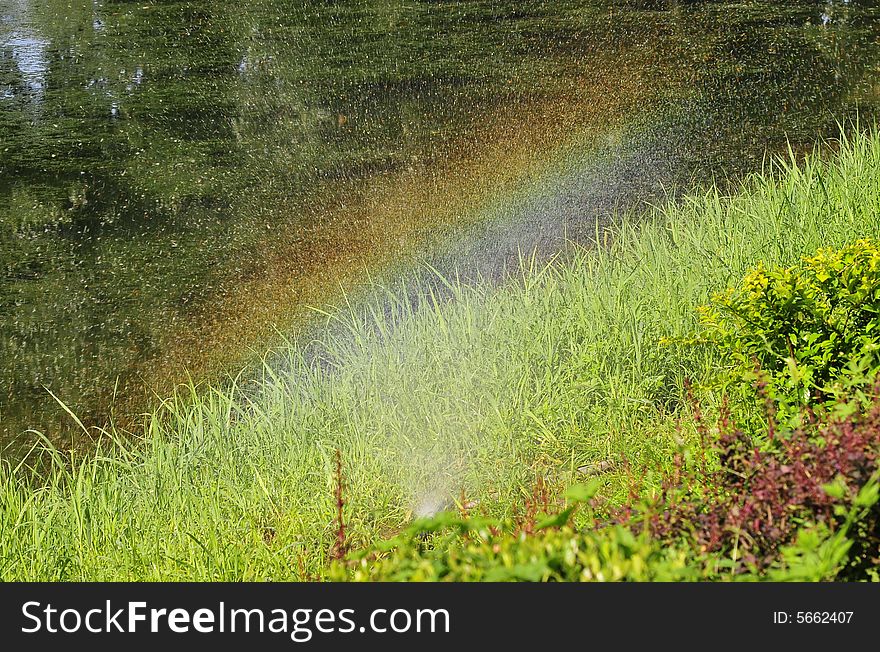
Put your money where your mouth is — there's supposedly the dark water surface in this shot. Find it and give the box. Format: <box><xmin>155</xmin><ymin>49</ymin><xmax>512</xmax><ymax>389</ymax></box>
<box><xmin>1</xmin><ymin>0</ymin><xmax>879</xmax><ymax>451</ymax></box>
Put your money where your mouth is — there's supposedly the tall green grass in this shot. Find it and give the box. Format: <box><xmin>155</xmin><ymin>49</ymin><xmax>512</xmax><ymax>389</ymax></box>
<box><xmin>2</xmin><ymin>130</ymin><xmax>879</xmax><ymax>580</ymax></box>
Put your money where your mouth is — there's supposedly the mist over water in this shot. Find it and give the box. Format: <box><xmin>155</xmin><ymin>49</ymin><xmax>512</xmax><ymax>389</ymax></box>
<box><xmin>1</xmin><ymin>0</ymin><xmax>880</xmax><ymax>455</ymax></box>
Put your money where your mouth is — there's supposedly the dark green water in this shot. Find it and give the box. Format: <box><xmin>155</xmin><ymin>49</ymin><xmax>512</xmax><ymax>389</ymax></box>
<box><xmin>2</xmin><ymin>0</ymin><xmax>879</xmax><ymax>451</ymax></box>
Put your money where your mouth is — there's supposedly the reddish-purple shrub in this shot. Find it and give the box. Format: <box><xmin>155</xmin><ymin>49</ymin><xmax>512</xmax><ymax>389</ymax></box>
<box><xmin>619</xmin><ymin>388</ymin><xmax>880</xmax><ymax>576</ymax></box>
<box><xmin>330</xmin><ymin>449</ymin><xmax>349</xmax><ymax>561</ymax></box>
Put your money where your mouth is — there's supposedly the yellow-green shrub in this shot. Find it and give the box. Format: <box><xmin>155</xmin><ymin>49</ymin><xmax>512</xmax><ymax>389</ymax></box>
<box><xmin>696</xmin><ymin>239</ymin><xmax>880</xmax><ymax>400</ymax></box>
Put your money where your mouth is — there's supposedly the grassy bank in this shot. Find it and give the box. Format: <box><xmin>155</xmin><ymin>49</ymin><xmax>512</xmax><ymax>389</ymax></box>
<box><xmin>2</xmin><ymin>130</ymin><xmax>880</xmax><ymax>581</ymax></box>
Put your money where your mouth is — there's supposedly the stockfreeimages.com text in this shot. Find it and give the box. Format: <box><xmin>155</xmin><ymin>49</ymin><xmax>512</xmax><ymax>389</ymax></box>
<box><xmin>21</xmin><ymin>601</ymin><xmax>450</xmax><ymax>642</ymax></box>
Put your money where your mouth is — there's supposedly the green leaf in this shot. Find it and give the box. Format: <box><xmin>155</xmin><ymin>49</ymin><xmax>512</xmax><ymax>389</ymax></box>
<box><xmin>854</xmin><ymin>481</ymin><xmax>879</xmax><ymax>508</ymax></box>
<box><xmin>565</xmin><ymin>479</ymin><xmax>602</xmax><ymax>504</ymax></box>
<box><xmin>821</xmin><ymin>477</ymin><xmax>848</xmax><ymax>500</ymax></box>
<box><xmin>537</xmin><ymin>506</ymin><xmax>575</xmax><ymax>530</ymax></box>
<box><xmin>485</xmin><ymin>562</ymin><xmax>547</xmax><ymax>582</ymax></box>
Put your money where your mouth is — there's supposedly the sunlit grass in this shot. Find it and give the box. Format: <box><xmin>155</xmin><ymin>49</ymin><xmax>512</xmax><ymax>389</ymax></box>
<box><xmin>2</xmin><ymin>129</ymin><xmax>879</xmax><ymax>580</ymax></box>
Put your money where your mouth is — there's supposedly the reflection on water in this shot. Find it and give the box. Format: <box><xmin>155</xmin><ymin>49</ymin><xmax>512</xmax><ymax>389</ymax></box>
<box><xmin>1</xmin><ymin>0</ymin><xmax>879</xmax><ymax>453</ymax></box>
<box><xmin>1</xmin><ymin>0</ymin><xmax>48</xmax><ymax>101</ymax></box>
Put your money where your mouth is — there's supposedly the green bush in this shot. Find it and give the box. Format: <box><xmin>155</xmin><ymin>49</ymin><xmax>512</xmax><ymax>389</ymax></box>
<box><xmin>329</xmin><ymin>501</ymin><xmax>698</xmax><ymax>582</ymax></box>
<box><xmin>695</xmin><ymin>239</ymin><xmax>880</xmax><ymax>401</ymax></box>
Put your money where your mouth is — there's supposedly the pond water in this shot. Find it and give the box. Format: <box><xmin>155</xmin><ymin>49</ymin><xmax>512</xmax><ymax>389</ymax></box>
<box><xmin>2</xmin><ymin>0</ymin><xmax>879</xmax><ymax>452</ymax></box>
